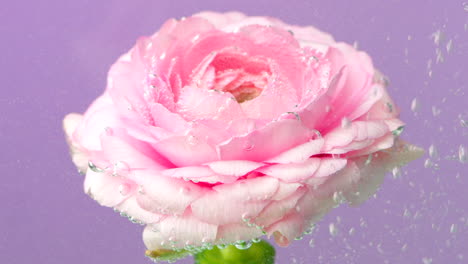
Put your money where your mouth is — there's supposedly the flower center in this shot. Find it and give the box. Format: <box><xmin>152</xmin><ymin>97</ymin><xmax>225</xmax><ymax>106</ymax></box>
<box><xmin>193</xmin><ymin>49</ymin><xmax>271</xmax><ymax>103</ymax></box>
<box><xmin>228</xmin><ymin>85</ymin><xmax>263</xmax><ymax>103</ymax></box>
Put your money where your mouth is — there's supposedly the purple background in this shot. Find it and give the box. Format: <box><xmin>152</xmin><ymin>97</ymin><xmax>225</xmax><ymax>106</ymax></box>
<box><xmin>1</xmin><ymin>0</ymin><xmax>467</xmax><ymax>263</ymax></box>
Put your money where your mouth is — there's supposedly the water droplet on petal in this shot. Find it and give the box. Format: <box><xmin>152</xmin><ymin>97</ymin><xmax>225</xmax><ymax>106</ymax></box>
<box><xmin>112</xmin><ymin>161</ymin><xmax>130</xmax><ymax>177</ymax></box>
<box><xmin>392</xmin><ymin>126</ymin><xmax>405</xmax><ymax>136</ymax></box>
<box><xmin>159</xmin><ymin>52</ymin><xmax>166</xmax><ymax>60</ymax></box>
<box><xmin>364</xmin><ymin>154</ymin><xmax>373</xmax><ymax>166</ymax></box>
<box><xmin>386</xmin><ymin>102</ymin><xmax>393</xmax><ymax>113</ymax></box>
<box><xmin>88</xmin><ymin>161</ymin><xmax>104</xmax><ymax>173</ymax></box>
<box><xmin>186</xmin><ymin>135</ymin><xmax>198</xmax><ymax>146</ymax></box>
<box><xmin>243</xmin><ymin>142</ymin><xmax>254</xmax><ymax>151</ymax></box>
<box><xmin>104</xmin><ymin>127</ymin><xmax>113</xmax><ymax>136</ymax></box>
<box><xmin>242</xmin><ymin>212</ymin><xmax>251</xmax><ymax>222</ymax></box>
<box><xmin>138</xmin><ymin>185</ymin><xmax>145</xmax><ymax>194</ymax></box>
<box><xmin>179</xmin><ymin>186</ymin><xmax>190</xmax><ymax>195</ymax></box>
<box><xmin>118</xmin><ymin>183</ymin><xmax>131</xmax><ymax>196</ymax></box>
<box><xmin>341</xmin><ymin>117</ymin><xmax>351</xmax><ymax>128</ymax></box>
<box><xmin>235</xmin><ymin>240</ymin><xmax>253</xmax><ymax>250</ymax></box>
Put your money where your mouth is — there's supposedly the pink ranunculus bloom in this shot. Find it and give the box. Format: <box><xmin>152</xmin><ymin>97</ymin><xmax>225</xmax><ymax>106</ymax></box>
<box><xmin>63</xmin><ymin>11</ymin><xmax>422</xmax><ymax>252</ymax></box>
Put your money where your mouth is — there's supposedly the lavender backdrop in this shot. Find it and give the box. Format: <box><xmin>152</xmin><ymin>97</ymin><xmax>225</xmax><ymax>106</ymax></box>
<box><xmin>1</xmin><ymin>0</ymin><xmax>467</xmax><ymax>263</ymax></box>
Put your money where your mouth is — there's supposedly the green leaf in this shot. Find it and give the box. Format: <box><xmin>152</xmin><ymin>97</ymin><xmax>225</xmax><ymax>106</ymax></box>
<box><xmin>194</xmin><ymin>240</ymin><xmax>275</xmax><ymax>264</ymax></box>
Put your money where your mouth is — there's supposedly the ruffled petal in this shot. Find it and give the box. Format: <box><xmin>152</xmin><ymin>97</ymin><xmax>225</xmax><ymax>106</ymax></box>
<box><xmin>135</xmin><ymin>171</ymin><xmax>204</xmax><ymax>215</ymax></box>
<box><xmin>255</xmin><ymin>187</ymin><xmax>307</xmax><ymax>227</ymax></box>
<box><xmin>83</xmin><ymin>169</ymin><xmax>127</xmax><ymax>207</ymax></box>
<box><xmin>204</xmin><ymin>160</ymin><xmax>265</xmax><ymax>177</ymax></box>
<box><xmin>218</xmin><ymin>119</ymin><xmax>314</xmax><ymax>162</ymax></box>
<box><xmin>191</xmin><ymin>177</ymin><xmax>278</xmax><ymax>225</ymax></box>
<box><xmin>267</xmin><ymin>212</ymin><xmax>304</xmax><ymax>247</ymax></box>
<box><xmin>216</xmin><ymin>223</ymin><xmax>264</xmax><ymax>244</ymax></box>
<box><xmin>258</xmin><ymin>158</ymin><xmax>321</xmax><ymax>183</ymax></box>
<box><xmin>266</xmin><ymin>138</ymin><xmax>324</xmax><ymax>164</ymax></box>
<box><xmin>143</xmin><ymin>215</ymin><xmax>218</xmax><ymax>249</ymax></box>
<box><xmin>152</xmin><ymin>134</ymin><xmax>218</xmax><ymax>166</ymax></box>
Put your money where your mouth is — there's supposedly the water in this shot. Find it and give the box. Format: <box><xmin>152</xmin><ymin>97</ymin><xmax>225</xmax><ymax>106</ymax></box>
<box><xmin>3</xmin><ymin>2</ymin><xmax>467</xmax><ymax>264</ymax></box>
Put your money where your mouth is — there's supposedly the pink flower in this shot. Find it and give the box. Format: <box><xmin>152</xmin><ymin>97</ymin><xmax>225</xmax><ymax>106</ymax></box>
<box><xmin>63</xmin><ymin>11</ymin><xmax>422</xmax><ymax>252</ymax></box>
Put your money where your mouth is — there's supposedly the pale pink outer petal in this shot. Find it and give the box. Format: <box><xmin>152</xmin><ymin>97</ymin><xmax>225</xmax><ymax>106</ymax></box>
<box><xmin>267</xmin><ymin>212</ymin><xmax>305</xmax><ymax>247</ymax></box>
<box><xmin>255</xmin><ymin>187</ymin><xmax>307</xmax><ymax>227</ymax></box>
<box><xmin>194</xmin><ymin>11</ymin><xmax>335</xmax><ymax>49</ymax></box>
<box><xmin>271</xmin><ymin>182</ymin><xmax>303</xmax><ymax>201</ymax></box>
<box><xmin>343</xmin><ymin>140</ymin><xmax>424</xmax><ymax>205</ymax></box>
<box><xmin>114</xmin><ymin>196</ymin><xmax>164</xmax><ymax>224</ymax></box>
<box><xmin>63</xmin><ymin>113</ymin><xmax>88</xmax><ymax>173</ymax></box>
<box><xmin>176</xmin><ymin>85</ymin><xmax>245</xmax><ymax>122</ymax></box>
<box><xmin>152</xmin><ymin>135</ymin><xmax>218</xmax><ymax>166</ymax></box>
<box><xmin>217</xmin><ymin>119</ymin><xmax>314</xmax><ymax>162</ymax></box>
<box><xmin>191</xmin><ymin>177</ymin><xmax>279</xmax><ymax>225</ymax></box>
<box><xmin>258</xmin><ymin>158</ymin><xmax>321</xmax><ymax>183</ymax></box>
<box><xmin>216</xmin><ymin>223</ymin><xmax>264</xmax><ymax>243</ymax></box>
<box><xmin>135</xmin><ymin>171</ymin><xmax>204</xmax><ymax>215</ymax></box>
<box><xmin>160</xmin><ymin>166</ymin><xmax>238</xmax><ymax>184</ymax></box>
<box><xmin>265</xmin><ymin>138</ymin><xmax>324</xmax><ymax>164</ymax></box>
<box><xmin>322</xmin><ymin>121</ymin><xmax>390</xmax><ymax>154</ymax></box>
<box><xmin>143</xmin><ymin>215</ymin><xmax>218</xmax><ymax>249</ymax></box>
<box><xmin>204</xmin><ymin>160</ymin><xmax>265</xmax><ymax>177</ymax></box>
<box><xmin>73</xmin><ymin>93</ymin><xmax>121</xmax><ymax>151</ymax></box>
<box><xmin>212</xmin><ymin>177</ymin><xmax>279</xmax><ymax>201</ymax></box>
<box><xmin>83</xmin><ymin>169</ymin><xmax>127</xmax><ymax>207</ymax></box>
<box><xmin>99</xmin><ymin>129</ymin><xmax>171</xmax><ymax>172</ymax></box>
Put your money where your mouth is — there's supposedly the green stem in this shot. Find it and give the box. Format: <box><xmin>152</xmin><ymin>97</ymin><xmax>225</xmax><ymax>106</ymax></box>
<box><xmin>194</xmin><ymin>240</ymin><xmax>275</xmax><ymax>264</ymax></box>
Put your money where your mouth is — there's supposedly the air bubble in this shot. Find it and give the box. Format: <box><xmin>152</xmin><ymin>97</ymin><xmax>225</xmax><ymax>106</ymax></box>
<box><xmin>118</xmin><ymin>183</ymin><xmax>131</xmax><ymax>196</ymax></box>
<box><xmin>411</xmin><ymin>98</ymin><xmax>420</xmax><ymax>113</ymax></box>
<box><xmin>392</xmin><ymin>126</ymin><xmax>405</xmax><ymax>136</ymax></box>
<box><xmin>450</xmin><ymin>223</ymin><xmax>458</xmax><ymax>233</ymax></box>
<box><xmin>422</xmin><ymin>257</ymin><xmax>433</xmax><ymax>264</ymax></box>
<box><xmin>364</xmin><ymin>154</ymin><xmax>373</xmax><ymax>166</ymax></box>
<box><xmin>431</xmin><ymin>106</ymin><xmax>441</xmax><ymax>117</ymax></box>
<box><xmin>104</xmin><ymin>127</ymin><xmax>113</xmax><ymax>136</ymax></box>
<box><xmin>428</xmin><ymin>144</ymin><xmax>438</xmax><ymax>159</ymax></box>
<box><xmin>424</xmin><ymin>159</ymin><xmax>432</xmax><ymax>168</ymax></box>
<box><xmin>243</xmin><ymin>142</ymin><xmax>254</xmax><ymax>151</ymax></box>
<box><xmin>308</xmin><ymin>238</ymin><xmax>315</xmax><ymax>247</ymax></box>
<box><xmin>186</xmin><ymin>135</ymin><xmax>198</xmax><ymax>146</ymax></box>
<box><xmin>179</xmin><ymin>186</ymin><xmax>190</xmax><ymax>195</ymax></box>
<box><xmin>111</xmin><ymin>161</ymin><xmax>130</xmax><ymax>177</ymax></box>
<box><xmin>341</xmin><ymin>117</ymin><xmax>351</xmax><ymax>128</ymax></box>
<box><xmin>329</xmin><ymin>223</ymin><xmax>338</xmax><ymax>236</ymax></box>
<box><xmin>459</xmin><ymin>145</ymin><xmax>466</xmax><ymax>163</ymax></box>
<box><xmin>88</xmin><ymin>161</ymin><xmax>104</xmax><ymax>173</ymax></box>
<box><xmin>392</xmin><ymin>167</ymin><xmax>402</xmax><ymax>179</ymax></box>
<box><xmin>235</xmin><ymin>240</ymin><xmax>252</xmax><ymax>250</ymax></box>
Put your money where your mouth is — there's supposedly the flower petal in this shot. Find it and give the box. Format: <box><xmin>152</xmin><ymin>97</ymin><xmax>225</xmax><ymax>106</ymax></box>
<box><xmin>135</xmin><ymin>171</ymin><xmax>204</xmax><ymax>215</ymax></box>
<box><xmin>143</xmin><ymin>215</ymin><xmax>218</xmax><ymax>249</ymax></box>
<box><xmin>204</xmin><ymin>160</ymin><xmax>265</xmax><ymax>177</ymax></box>
<box><xmin>218</xmin><ymin>119</ymin><xmax>314</xmax><ymax>162</ymax></box>
<box><xmin>258</xmin><ymin>158</ymin><xmax>321</xmax><ymax>183</ymax></box>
